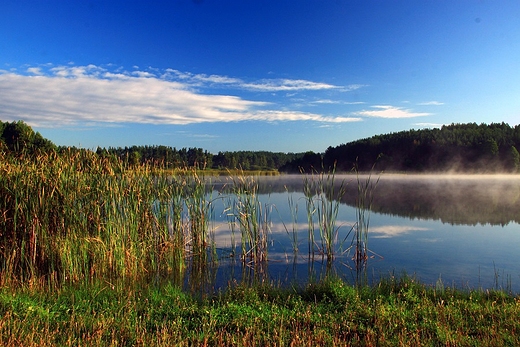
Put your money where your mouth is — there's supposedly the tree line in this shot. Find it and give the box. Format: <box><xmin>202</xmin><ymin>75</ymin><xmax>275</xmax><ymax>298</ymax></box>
<box><xmin>97</xmin><ymin>146</ymin><xmax>301</xmax><ymax>171</ymax></box>
<box><xmin>2</xmin><ymin>120</ymin><xmax>519</xmax><ymax>173</ymax></box>
<box><xmin>317</xmin><ymin>122</ymin><xmax>520</xmax><ymax>173</ymax></box>
<box><xmin>0</xmin><ymin>120</ymin><xmax>303</xmax><ymax>171</ymax></box>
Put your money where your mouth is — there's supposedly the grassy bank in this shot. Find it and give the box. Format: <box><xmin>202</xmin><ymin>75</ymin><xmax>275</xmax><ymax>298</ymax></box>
<box><xmin>164</xmin><ymin>168</ymin><xmax>281</xmax><ymax>177</ymax></box>
<box><xmin>0</xmin><ymin>276</ymin><xmax>519</xmax><ymax>346</ymax></box>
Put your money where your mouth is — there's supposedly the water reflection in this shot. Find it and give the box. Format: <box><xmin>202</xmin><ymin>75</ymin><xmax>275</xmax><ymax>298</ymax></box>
<box><xmin>356</xmin><ymin>175</ymin><xmax>520</xmax><ymax>226</ymax></box>
<box><xmin>213</xmin><ymin>174</ymin><xmax>520</xmax><ymax>226</ymax></box>
<box><xmin>184</xmin><ymin>174</ymin><xmax>520</xmax><ymax>294</ymax></box>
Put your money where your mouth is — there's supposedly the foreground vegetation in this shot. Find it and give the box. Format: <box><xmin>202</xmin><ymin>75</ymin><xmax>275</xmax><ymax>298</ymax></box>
<box><xmin>0</xmin><ymin>136</ymin><xmax>367</xmax><ymax>288</ymax></box>
<box><xmin>1</xmin><ymin>148</ymin><xmax>519</xmax><ymax>346</ymax></box>
<box><xmin>1</xmin><ymin>277</ymin><xmax>519</xmax><ymax>346</ymax></box>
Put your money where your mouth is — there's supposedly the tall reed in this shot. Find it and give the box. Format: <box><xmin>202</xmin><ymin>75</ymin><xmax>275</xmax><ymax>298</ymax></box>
<box><xmin>302</xmin><ymin>167</ymin><xmax>347</xmax><ymax>262</ymax></box>
<box><xmin>302</xmin><ymin>172</ymin><xmax>316</xmax><ymax>256</ymax></box>
<box><xmin>225</xmin><ymin>174</ymin><xmax>270</xmax><ymax>274</ymax></box>
<box><xmin>352</xmin><ymin>161</ymin><xmax>380</xmax><ymax>269</ymax></box>
<box><xmin>0</xmin><ymin>149</ymin><xmax>194</xmax><ymax>289</ymax></box>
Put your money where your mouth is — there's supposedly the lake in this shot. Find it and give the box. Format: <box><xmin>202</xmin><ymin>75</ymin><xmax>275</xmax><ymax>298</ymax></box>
<box><xmin>185</xmin><ymin>174</ymin><xmax>520</xmax><ymax>293</ymax></box>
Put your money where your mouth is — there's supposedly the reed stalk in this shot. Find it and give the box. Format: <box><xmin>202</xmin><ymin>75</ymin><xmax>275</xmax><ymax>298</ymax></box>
<box><xmin>286</xmin><ymin>191</ymin><xmax>299</xmax><ymax>254</ymax></box>
<box><xmin>226</xmin><ymin>174</ymin><xmax>270</xmax><ymax>271</ymax></box>
<box><xmin>302</xmin><ymin>172</ymin><xmax>316</xmax><ymax>257</ymax></box>
<box><xmin>303</xmin><ymin>167</ymin><xmax>347</xmax><ymax>262</ymax></box>
<box><xmin>350</xmin><ymin>160</ymin><xmax>380</xmax><ymax>286</ymax></box>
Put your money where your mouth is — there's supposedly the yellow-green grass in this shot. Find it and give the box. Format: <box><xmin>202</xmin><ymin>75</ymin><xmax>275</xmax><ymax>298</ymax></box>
<box><xmin>0</xmin><ymin>149</ymin><xmax>200</xmax><ymax>288</ymax></box>
<box><xmin>0</xmin><ymin>150</ymin><xmax>282</xmax><ymax>290</ymax></box>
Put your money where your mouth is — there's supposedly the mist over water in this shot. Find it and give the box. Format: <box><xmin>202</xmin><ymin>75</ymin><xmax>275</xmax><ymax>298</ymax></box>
<box><xmin>347</xmin><ymin>173</ymin><xmax>520</xmax><ymax>226</ymax></box>
<box><xmin>213</xmin><ymin>173</ymin><xmax>520</xmax><ymax>225</ymax></box>
<box><xmin>207</xmin><ymin>174</ymin><xmax>520</xmax><ymax>292</ymax></box>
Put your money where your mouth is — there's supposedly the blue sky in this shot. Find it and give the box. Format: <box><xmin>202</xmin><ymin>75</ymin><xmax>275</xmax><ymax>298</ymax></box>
<box><xmin>1</xmin><ymin>1</ymin><xmax>520</xmax><ymax>153</ymax></box>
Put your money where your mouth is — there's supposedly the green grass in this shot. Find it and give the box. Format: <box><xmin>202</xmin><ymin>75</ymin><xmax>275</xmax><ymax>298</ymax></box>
<box><xmin>0</xmin><ymin>276</ymin><xmax>519</xmax><ymax>346</ymax></box>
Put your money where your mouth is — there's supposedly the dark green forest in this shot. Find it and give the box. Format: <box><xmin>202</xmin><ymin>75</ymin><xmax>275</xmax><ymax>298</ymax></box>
<box><xmin>1</xmin><ymin>120</ymin><xmax>519</xmax><ymax>173</ymax></box>
<box><xmin>317</xmin><ymin>122</ymin><xmax>520</xmax><ymax>173</ymax></box>
<box><xmin>0</xmin><ymin>120</ymin><xmax>56</xmax><ymax>155</ymax></box>
<box><xmin>0</xmin><ymin>120</ymin><xmax>301</xmax><ymax>171</ymax></box>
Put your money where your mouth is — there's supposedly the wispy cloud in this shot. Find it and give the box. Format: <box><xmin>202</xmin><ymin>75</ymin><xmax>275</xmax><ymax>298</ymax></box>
<box><xmin>311</xmin><ymin>99</ymin><xmax>341</xmax><ymax>104</ymax></box>
<box><xmin>26</xmin><ymin>67</ymin><xmax>43</xmax><ymax>75</ymax></box>
<box><xmin>164</xmin><ymin>68</ymin><xmax>361</xmax><ymax>92</ymax></box>
<box><xmin>417</xmin><ymin>101</ymin><xmax>444</xmax><ymax>106</ymax></box>
<box><xmin>340</xmin><ymin>84</ymin><xmax>366</xmax><ymax>92</ymax></box>
<box><xmin>355</xmin><ymin>105</ymin><xmax>431</xmax><ymax>119</ymax></box>
<box><xmin>165</xmin><ymin>69</ymin><xmax>242</xmax><ymax>85</ymax></box>
<box><xmin>310</xmin><ymin>99</ymin><xmax>365</xmax><ymax>105</ymax></box>
<box><xmin>247</xmin><ymin>111</ymin><xmax>362</xmax><ymax>123</ymax></box>
<box><xmin>371</xmin><ymin>225</ymin><xmax>431</xmax><ymax>238</ymax></box>
<box><xmin>0</xmin><ymin>64</ymin><xmax>357</xmax><ymax>127</ymax></box>
<box><xmin>414</xmin><ymin>122</ymin><xmax>445</xmax><ymax>128</ymax></box>
<box><xmin>239</xmin><ymin>79</ymin><xmax>342</xmax><ymax>92</ymax></box>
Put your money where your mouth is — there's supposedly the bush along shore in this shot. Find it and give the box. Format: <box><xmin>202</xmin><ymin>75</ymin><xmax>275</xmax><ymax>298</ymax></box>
<box><xmin>0</xmin><ymin>276</ymin><xmax>519</xmax><ymax>346</ymax></box>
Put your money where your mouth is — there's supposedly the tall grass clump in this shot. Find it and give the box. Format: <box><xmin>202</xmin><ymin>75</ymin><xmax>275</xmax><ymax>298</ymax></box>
<box><xmin>183</xmin><ymin>172</ymin><xmax>220</xmax><ymax>294</ymax></box>
<box><xmin>225</xmin><ymin>174</ymin><xmax>271</xmax><ymax>277</ymax></box>
<box><xmin>0</xmin><ymin>149</ymin><xmax>197</xmax><ymax>289</ymax></box>
<box><xmin>302</xmin><ymin>167</ymin><xmax>348</xmax><ymax>262</ymax></box>
<box><xmin>151</xmin><ymin>174</ymin><xmax>187</xmax><ymax>284</ymax></box>
<box><xmin>283</xmin><ymin>188</ymin><xmax>300</xmax><ymax>255</ymax></box>
<box><xmin>302</xmin><ymin>172</ymin><xmax>316</xmax><ymax>256</ymax></box>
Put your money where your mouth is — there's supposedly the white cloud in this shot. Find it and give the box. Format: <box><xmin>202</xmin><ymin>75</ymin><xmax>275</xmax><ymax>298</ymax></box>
<box><xmin>417</xmin><ymin>101</ymin><xmax>444</xmax><ymax>106</ymax></box>
<box><xmin>166</xmin><ymin>69</ymin><xmax>353</xmax><ymax>92</ymax></box>
<box><xmin>26</xmin><ymin>67</ymin><xmax>43</xmax><ymax>75</ymax></box>
<box><xmin>371</xmin><ymin>225</ymin><xmax>430</xmax><ymax>238</ymax></box>
<box><xmin>132</xmin><ymin>71</ymin><xmax>155</xmax><ymax>78</ymax></box>
<box><xmin>355</xmin><ymin>105</ymin><xmax>431</xmax><ymax>119</ymax></box>
<box><xmin>247</xmin><ymin>111</ymin><xmax>362</xmax><ymax>123</ymax></box>
<box><xmin>311</xmin><ymin>99</ymin><xmax>340</xmax><ymax>104</ymax></box>
<box><xmin>239</xmin><ymin>79</ymin><xmax>342</xmax><ymax>92</ymax></box>
<box><xmin>311</xmin><ymin>99</ymin><xmax>365</xmax><ymax>105</ymax></box>
<box><xmin>340</xmin><ymin>84</ymin><xmax>366</xmax><ymax>92</ymax></box>
<box><xmin>0</xmin><ymin>64</ymin><xmax>357</xmax><ymax>127</ymax></box>
<box><xmin>165</xmin><ymin>69</ymin><xmax>242</xmax><ymax>85</ymax></box>
<box><xmin>414</xmin><ymin>122</ymin><xmax>445</xmax><ymax>128</ymax></box>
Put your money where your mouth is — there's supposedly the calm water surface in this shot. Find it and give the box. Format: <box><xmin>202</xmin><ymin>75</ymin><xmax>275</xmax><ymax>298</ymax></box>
<box><xmin>196</xmin><ymin>174</ymin><xmax>520</xmax><ymax>293</ymax></box>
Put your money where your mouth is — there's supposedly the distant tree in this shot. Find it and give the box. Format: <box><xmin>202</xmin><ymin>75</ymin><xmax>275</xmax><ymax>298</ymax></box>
<box><xmin>279</xmin><ymin>151</ymin><xmax>322</xmax><ymax>173</ymax></box>
<box><xmin>510</xmin><ymin>146</ymin><xmax>520</xmax><ymax>172</ymax></box>
<box><xmin>0</xmin><ymin>120</ymin><xmax>55</xmax><ymax>155</ymax></box>
<box><xmin>479</xmin><ymin>139</ymin><xmax>499</xmax><ymax>159</ymax></box>
<box><xmin>129</xmin><ymin>150</ymin><xmax>141</xmax><ymax>166</ymax></box>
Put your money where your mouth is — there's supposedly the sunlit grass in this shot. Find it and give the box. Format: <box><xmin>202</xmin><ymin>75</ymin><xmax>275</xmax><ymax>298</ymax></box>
<box><xmin>0</xmin><ymin>151</ymin><xmax>285</xmax><ymax>290</ymax></box>
<box><xmin>0</xmin><ymin>150</ymin><xmax>199</xmax><ymax>288</ymax></box>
